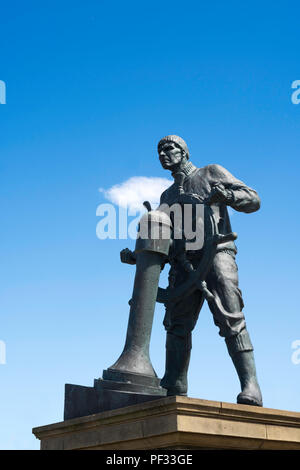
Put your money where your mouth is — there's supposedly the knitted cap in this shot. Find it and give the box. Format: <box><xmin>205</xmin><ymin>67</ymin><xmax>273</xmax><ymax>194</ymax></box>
<box><xmin>157</xmin><ymin>135</ymin><xmax>189</xmax><ymax>158</ymax></box>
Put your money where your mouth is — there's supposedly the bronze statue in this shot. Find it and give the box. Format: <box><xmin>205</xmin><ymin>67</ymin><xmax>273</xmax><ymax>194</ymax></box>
<box><xmin>121</xmin><ymin>135</ymin><xmax>263</xmax><ymax>407</ymax></box>
<box><xmin>64</xmin><ymin>135</ymin><xmax>263</xmax><ymax>421</ymax></box>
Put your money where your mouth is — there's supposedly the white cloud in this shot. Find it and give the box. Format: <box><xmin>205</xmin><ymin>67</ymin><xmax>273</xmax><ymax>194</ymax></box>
<box><xmin>100</xmin><ymin>176</ymin><xmax>172</xmax><ymax>212</ymax></box>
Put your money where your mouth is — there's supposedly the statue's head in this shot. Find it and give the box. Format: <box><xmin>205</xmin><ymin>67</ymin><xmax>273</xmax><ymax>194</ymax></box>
<box><xmin>157</xmin><ymin>135</ymin><xmax>189</xmax><ymax>171</ymax></box>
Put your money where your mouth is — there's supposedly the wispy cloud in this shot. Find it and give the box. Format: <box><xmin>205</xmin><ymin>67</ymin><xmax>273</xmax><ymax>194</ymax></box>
<box><xmin>100</xmin><ymin>176</ymin><xmax>172</xmax><ymax>212</ymax></box>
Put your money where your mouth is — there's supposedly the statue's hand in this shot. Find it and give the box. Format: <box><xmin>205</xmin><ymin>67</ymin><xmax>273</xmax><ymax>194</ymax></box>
<box><xmin>120</xmin><ymin>248</ymin><xmax>136</xmax><ymax>265</ymax></box>
<box><xmin>207</xmin><ymin>183</ymin><xmax>233</xmax><ymax>205</ymax></box>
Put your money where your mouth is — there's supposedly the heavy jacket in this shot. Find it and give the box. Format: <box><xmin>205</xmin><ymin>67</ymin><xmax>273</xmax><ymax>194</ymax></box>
<box><xmin>159</xmin><ymin>160</ymin><xmax>260</xmax><ymax>253</ymax></box>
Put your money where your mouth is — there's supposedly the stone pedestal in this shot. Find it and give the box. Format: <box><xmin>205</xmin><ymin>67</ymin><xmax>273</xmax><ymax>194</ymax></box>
<box><xmin>64</xmin><ymin>375</ymin><xmax>166</xmax><ymax>420</ymax></box>
<box><xmin>33</xmin><ymin>396</ymin><xmax>300</xmax><ymax>450</ymax></box>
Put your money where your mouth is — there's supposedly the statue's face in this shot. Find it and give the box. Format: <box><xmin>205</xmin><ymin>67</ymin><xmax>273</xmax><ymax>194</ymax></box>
<box><xmin>158</xmin><ymin>142</ymin><xmax>183</xmax><ymax>170</ymax></box>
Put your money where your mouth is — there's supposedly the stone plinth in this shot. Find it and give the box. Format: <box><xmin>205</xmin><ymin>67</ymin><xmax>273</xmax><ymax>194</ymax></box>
<box><xmin>32</xmin><ymin>396</ymin><xmax>300</xmax><ymax>450</ymax></box>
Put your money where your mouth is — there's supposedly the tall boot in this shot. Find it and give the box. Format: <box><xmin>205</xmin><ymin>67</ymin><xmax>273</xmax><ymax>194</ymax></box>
<box><xmin>160</xmin><ymin>332</ymin><xmax>191</xmax><ymax>396</ymax></box>
<box><xmin>225</xmin><ymin>329</ymin><xmax>263</xmax><ymax>407</ymax></box>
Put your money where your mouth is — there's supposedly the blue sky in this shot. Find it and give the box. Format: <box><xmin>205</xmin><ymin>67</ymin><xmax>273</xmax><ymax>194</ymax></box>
<box><xmin>1</xmin><ymin>0</ymin><xmax>300</xmax><ymax>449</ymax></box>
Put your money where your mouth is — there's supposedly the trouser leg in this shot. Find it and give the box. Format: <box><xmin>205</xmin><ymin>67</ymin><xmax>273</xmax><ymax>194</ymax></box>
<box><xmin>161</xmin><ymin>287</ymin><xmax>203</xmax><ymax>396</ymax></box>
<box><xmin>206</xmin><ymin>250</ymin><xmax>263</xmax><ymax>406</ymax></box>
<box><xmin>206</xmin><ymin>250</ymin><xmax>246</xmax><ymax>337</ymax></box>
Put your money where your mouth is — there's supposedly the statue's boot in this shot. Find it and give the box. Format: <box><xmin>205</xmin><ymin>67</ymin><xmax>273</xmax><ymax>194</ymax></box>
<box><xmin>160</xmin><ymin>332</ymin><xmax>191</xmax><ymax>396</ymax></box>
<box><xmin>225</xmin><ymin>329</ymin><xmax>263</xmax><ymax>407</ymax></box>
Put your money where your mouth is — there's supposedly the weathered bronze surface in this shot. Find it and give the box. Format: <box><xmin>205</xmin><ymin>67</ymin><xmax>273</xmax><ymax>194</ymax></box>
<box><xmin>120</xmin><ymin>135</ymin><xmax>262</xmax><ymax>407</ymax></box>
<box><xmin>64</xmin><ymin>135</ymin><xmax>262</xmax><ymax>420</ymax></box>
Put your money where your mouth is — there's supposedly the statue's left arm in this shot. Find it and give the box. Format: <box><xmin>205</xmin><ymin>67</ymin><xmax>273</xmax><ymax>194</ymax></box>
<box><xmin>207</xmin><ymin>164</ymin><xmax>260</xmax><ymax>213</ymax></box>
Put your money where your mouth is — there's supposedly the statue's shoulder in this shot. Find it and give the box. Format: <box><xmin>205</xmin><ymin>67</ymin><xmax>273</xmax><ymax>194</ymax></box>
<box><xmin>204</xmin><ymin>163</ymin><xmax>225</xmax><ymax>173</ymax></box>
<box><xmin>200</xmin><ymin>163</ymin><xmax>228</xmax><ymax>180</ymax></box>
